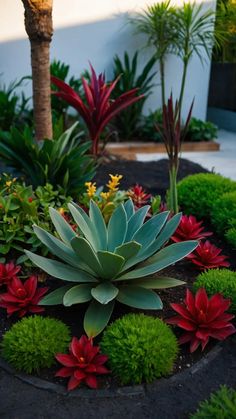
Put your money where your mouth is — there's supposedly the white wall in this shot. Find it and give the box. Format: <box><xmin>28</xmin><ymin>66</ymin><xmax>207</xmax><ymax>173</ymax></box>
<box><xmin>0</xmin><ymin>0</ymin><xmax>216</xmax><ymax>120</ymax></box>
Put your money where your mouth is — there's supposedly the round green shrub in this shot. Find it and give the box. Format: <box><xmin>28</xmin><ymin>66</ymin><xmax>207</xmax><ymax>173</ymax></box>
<box><xmin>193</xmin><ymin>269</ymin><xmax>236</xmax><ymax>312</ymax></box>
<box><xmin>177</xmin><ymin>173</ymin><xmax>236</xmax><ymax>219</ymax></box>
<box><xmin>211</xmin><ymin>191</ymin><xmax>236</xmax><ymax>235</ymax></box>
<box><xmin>1</xmin><ymin>316</ymin><xmax>71</xmax><ymax>373</ymax></box>
<box><xmin>191</xmin><ymin>385</ymin><xmax>236</xmax><ymax>419</ymax></box>
<box><xmin>100</xmin><ymin>313</ymin><xmax>178</xmax><ymax>385</ymax></box>
<box><xmin>225</xmin><ymin>227</ymin><xmax>236</xmax><ymax>248</ymax></box>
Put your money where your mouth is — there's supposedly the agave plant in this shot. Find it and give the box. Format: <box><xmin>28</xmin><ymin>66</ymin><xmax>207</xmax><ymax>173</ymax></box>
<box><xmin>25</xmin><ymin>200</ymin><xmax>198</xmax><ymax>337</ymax></box>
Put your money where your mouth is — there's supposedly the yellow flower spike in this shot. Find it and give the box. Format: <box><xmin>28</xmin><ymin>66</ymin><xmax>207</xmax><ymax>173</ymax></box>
<box><xmin>100</xmin><ymin>191</ymin><xmax>111</xmax><ymax>200</ymax></box>
<box><xmin>5</xmin><ymin>181</ymin><xmax>12</xmax><ymax>187</ymax></box>
<box><xmin>58</xmin><ymin>208</ymin><xmax>65</xmax><ymax>215</ymax></box>
<box><xmin>85</xmin><ymin>181</ymin><xmax>96</xmax><ymax>198</ymax></box>
<box><xmin>106</xmin><ymin>174</ymin><xmax>123</xmax><ymax>192</ymax></box>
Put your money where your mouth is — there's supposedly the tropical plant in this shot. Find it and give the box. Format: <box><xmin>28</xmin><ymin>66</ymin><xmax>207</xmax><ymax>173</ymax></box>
<box><xmin>171</xmin><ymin>215</ymin><xmax>212</xmax><ymax>242</ymax></box>
<box><xmin>26</xmin><ymin>199</ymin><xmax>198</xmax><ymax>337</ymax></box>
<box><xmin>191</xmin><ymin>385</ymin><xmax>236</xmax><ymax>419</ymax></box>
<box><xmin>127</xmin><ymin>184</ymin><xmax>151</xmax><ymax>208</ymax></box>
<box><xmin>101</xmin><ymin>313</ymin><xmax>178</xmax><ymax>385</ymax></box>
<box><xmin>0</xmin><ymin>79</ymin><xmax>31</xmax><ymax>131</ymax></box>
<box><xmin>129</xmin><ymin>1</ymin><xmax>177</xmax><ymax>107</ymax></box>
<box><xmin>1</xmin><ymin>315</ymin><xmax>71</xmax><ymax>373</ymax></box>
<box><xmin>188</xmin><ymin>240</ymin><xmax>230</xmax><ymax>270</ymax></box>
<box><xmin>51</xmin><ymin>64</ymin><xmax>144</xmax><ymax>155</ymax></box>
<box><xmin>167</xmin><ymin>288</ymin><xmax>235</xmax><ymax>352</ymax></box>
<box><xmin>213</xmin><ymin>0</ymin><xmax>236</xmax><ymax>63</ymax></box>
<box><xmin>0</xmin><ymin>263</ymin><xmax>21</xmax><ymax>286</ymax></box>
<box><xmin>111</xmin><ymin>51</ymin><xmax>156</xmax><ymax>140</ymax></box>
<box><xmin>0</xmin><ymin>122</ymin><xmax>96</xmax><ymax>196</ymax></box>
<box><xmin>156</xmin><ymin>95</ymin><xmax>193</xmax><ymax>213</ymax></box>
<box><xmin>55</xmin><ymin>335</ymin><xmax>110</xmax><ymax>390</ymax></box>
<box><xmin>194</xmin><ymin>269</ymin><xmax>236</xmax><ymax>312</ymax></box>
<box><xmin>186</xmin><ymin>117</ymin><xmax>218</xmax><ymax>142</ymax></box>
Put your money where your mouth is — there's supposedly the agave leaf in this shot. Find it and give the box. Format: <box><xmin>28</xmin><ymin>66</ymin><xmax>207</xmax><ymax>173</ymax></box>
<box><xmin>117</xmin><ymin>285</ymin><xmax>163</xmax><ymax>309</ymax></box>
<box><xmin>123</xmin><ymin>198</ymin><xmax>135</xmax><ymax>220</ymax></box>
<box><xmin>107</xmin><ymin>204</ymin><xmax>127</xmax><ymax>252</ymax></box>
<box><xmin>114</xmin><ymin>241</ymin><xmax>141</xmax><ymax>261</ymax></box>
<box><xmin>39</xmin><ymin>285</ymin><xmax>72</xmax><ymax>305</ymax></box>
<box><xmin>68</xmin><ymin>202</ymin><xmax>99</xmax><ymax>251</ymax></box>
<box><xmin>116</xmin><ymin>241</ymin><xmax>198</xmax><ymax>280</ymax></box>
<box><xmin>84</xmin><ymin>300</ymin><xmax>114</xmax><ymax>337</ymax></box>
<box><xmin>125</xmin><ymin>205</ymin><xmax>150</xmax><ymax>242</ymax></box>
<box><xmin>49</xmin><ymin>207</ymin><xmax>77</xmax><ymax>246</ymax></box>
<box><xmin>91</xmin><ymin>282</ymin><xmax>119</xmax><ymax>304</ymax></box>
<box><xmin>63</xmin><ymin>284</ymin><xmax>93</xmax><ymax>306</ymax></box>
<box><xmin>130</xmin><ymin>276</ymin><xmax>185</xmax><ymax>289</ymax></box>
<box><xmin>97</xmin><ymin>251</ymin><xmax>125</xmax><ymax>279</ymax></box>
<box><xmin>132</xmin><ymin>211</ymin><xmax>169</xmax><ymax>248</ymax></box>
<box><xmin>25</xmin><ymin>250</ymin><xmax>96</xmax><ymax>282</ymax></box>
<box><xmin>89</xmin><ymin>200</ymin><xmax>107</xmax><ymax>250</ymax></box>
<box><xmin>71</xmin><ymin>236</ymin><xmax>102</xmax><ymax>276</ymax></box>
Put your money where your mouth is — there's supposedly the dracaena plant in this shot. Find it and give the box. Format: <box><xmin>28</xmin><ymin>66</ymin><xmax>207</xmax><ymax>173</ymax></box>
<box><xmin>26</xmin><ymin>199</ymin><xmax>198</xmax><ymax>337</ymax></box>
<box><xmin>51</xmin><ymin>64</ymin><xmax>144</xmax><ymax>155</ymax></box>
<box><xmin>156</xmin><ymin>95</ymin><xmax>193</xmax><ymax>214</ymax></box>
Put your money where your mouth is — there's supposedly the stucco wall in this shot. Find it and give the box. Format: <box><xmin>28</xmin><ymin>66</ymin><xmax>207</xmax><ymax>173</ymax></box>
<box><xmin>0</xmin><ymin>0</ymin><xmax>216</xmax><ymax>120</ymax></box>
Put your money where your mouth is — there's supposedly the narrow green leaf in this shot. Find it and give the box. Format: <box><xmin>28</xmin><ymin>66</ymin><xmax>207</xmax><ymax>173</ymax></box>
<box><xmin>49</xmin><ymin>207</ymin><xmax>76</xmax><ymax>245</ymax></box>
<box><xmin>89</xmin><ymin>200</ymin><xmax>107</xmax><ymax>250</ymax></box>
<box><xmin>97</xmin><ymin>251</ymin><xmax>125</xmax><ymax>279</ymax></box>
<box><xmin>63</xmin><ymin>284</ymin><xmax>93</xmax><ymax>306</ymax></box>
<box><xmin>71</xmin><ymin>236</ymin><xmax>103</xmax><ymax>276</ymax></box>
<box><xmin>117</xmin><ymin>286</ymin><xmax>163</xmax><ymax>309</ymax></box>
<box><xmin>84</xmin><ymin>300</ymin><xmax>114</xmax><ymax>337</ymax></box>
<box><xmin>115</xmin><ymin>241</ymin><xmax>141</xmax><ymax>261</ymax></box>
<box><xmin>107</xmin><ymin>204</ymin><xmax>127</xmax><ymax>252</ymax></box>
<box><xmin>39</xmin><ymin>285</ymin><xmax>72</xmax><ymax>305</ymax></box>
<box><xmin>131</xmin><ymin>276</ymin><xmax>185</xmax><ymax>289</ymax></box>
<box><xmin>91</xmin><ymin>282</ymin><xmax>119</xmax><ymax>304</ymax></box>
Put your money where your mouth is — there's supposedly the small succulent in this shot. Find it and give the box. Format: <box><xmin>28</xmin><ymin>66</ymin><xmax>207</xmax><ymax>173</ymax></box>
<box><xmin>188</xmin><ymin>240</ymin><xmax>230</xmax><ymax>270</ymax></box>
<box><xmin>171</xmin><ymin>215</ymin><xmax>212</xmax><ymax>242</ymax></box>
<box><xmin>0</xmin><ymin>262</ymin><xmax>21</xmax><ymax>286</ymax></box>
<box><xmin>26</xmin><ymin>199</ymin><xmax>198</xmax><ymax>337</ymax></box>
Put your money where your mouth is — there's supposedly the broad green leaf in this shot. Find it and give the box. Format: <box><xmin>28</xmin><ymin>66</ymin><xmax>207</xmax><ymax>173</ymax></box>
<box><xmin>107</xmin><ymin>204</ymin><xmax>127</xmax><ymax>252</ymax></box>
<box><xmin>84</xmin><ymin>300</ymin><xmax>114</xmax><ymax>337</ymax></box>
<box><xmin>131</xmin><ymin>277</ymin><xmax>185</xmax><ymax>289</ymax></box>
<box><xmin>125</xmin><ymin>205</ymin><xmax>150</xmax><ymax>242</ymax></box>
<box><xmin>116</xmin><ymin>241</ymin><xmax>198</xmax><ymax>280</ymax></box>
<box><xmin>71</xmin><ymin>236</ymin><xmax>103</xmax><ymax>276</ymax></box>
<box><xmin>117</xmin><ymin>286</ymin><xmax>163</xmax><ymax>309</ymax></box>
<box><xmin>132</xmin><ymin>211</ymin><xmax>169</xmax><ymax>248</ymax></box>
<box><xmin>25</xmin><ymin>250</ymin><xmax>96</xmax><ymax>282</ymax></box>
<box><xmin>89</xmin><ymin>200</ymin><xmax>107</xmax><ymax>250</ymax></box>
<box><xmin>97</xmin><ymin>251</ymin><xmax>125</xmax><ymax>279</ymax></box>
<box><xmin>49</xmin><ymin>207</ymin><xmax>76</xmax><ymax>245</ymax></box>
<box><xmin>39</xmin><ymin>285</ymin><xmax>72</xmax><ymax>305</ymax></box>
<box><xmin>91</xmin><ymin>282</ymin><xmax>119</xmax><ymax>304</ymax></box>
<box><xmin>115</xmin><ymin>241</ymin><xmax>141</xmax><ymax>261</ymax></box>
<box><xmin>63</xmin><ymin>284</ymin><xmax>93</xmax><ymax>306</ymax></box>
<box><xmin>123</xmin><ymin>198</ymin><xmax>135</xmax><ymax>220</ymax></box>
<box><xmin>68</xmin><ymin>202</ymin><xmax>98</xmax><ymax>251</ymax></box>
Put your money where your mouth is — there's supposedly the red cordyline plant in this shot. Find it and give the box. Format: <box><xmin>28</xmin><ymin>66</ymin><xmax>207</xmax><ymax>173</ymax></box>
<box><xmin>171</xmin><ymin>215</ymin><xmax>212</xmax><ymax>242</ymax></box>
<box><xmin>51</xmin><ymin>64</ymin><xmax>144</xmax><ymax>155</ymax></box>
<box><xmin>156</xmin><ymin>95</ymin><xmax>193</xmax><ymax>214</ymax></box>
<box><xmin>188</xmin><ymin>240</ymin><xmax>230</xmax><ymax>270</ymax></box>
<box><xmin>0</xmin><ymin>276</ymin><xmax>48</xmax><ymax>317</ymax></box>
<box><xmin>0</xmin><ymin>262</ymin><xmax>21</xmax><ymax>286</ymax></box>
<box><xmin>127</xmin><ymin>184</ymin><xmax>151</xmax><ymax>208</ymax></box>
<box><xmin>167</xmin><ymin>288</ymin><xmax>235</xmax><ymax>352</ymax></box>
<box><xmin>55</xmin><ymin>335</ymin><xmax>110</xmax><ymax>390</ymax></box>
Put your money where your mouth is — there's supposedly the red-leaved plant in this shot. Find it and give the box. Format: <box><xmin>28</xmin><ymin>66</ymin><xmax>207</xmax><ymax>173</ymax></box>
<box><xmin>55</xmin><ymin>335</ymin><xmax>110</xmax><ymax>391</ymax></box>
<box><xmin>127</xmin><ymin>184</ymin><xmax>151</xmax><ymax>208</ymax></box>
<box><xmin>0</xmin><ymin>276</ymin><xmax>48</xmax><ymax>317</ymax></box>
<box><xmin>51</xmin><ymin>65</ymin><xmax>144</xmax><ymax>155</ymax></box>
<box><xmin>188</xmin><ymin>240</ymin><xmax>230</xmax><ymax>270</ymax></box>
<box><xmin>167</xmin><ymin>288</ymin><xmax>235</xmax><ymax>352</ymax></box>
<box><xmin>0</xmin><ymin>262</ymin><xmax>21</xmax><ymax>286</ymax></box>
<box><xmin>171</xmin><ymin>215</ymin><xmax>212</xmax><ymax>242</ymax></box>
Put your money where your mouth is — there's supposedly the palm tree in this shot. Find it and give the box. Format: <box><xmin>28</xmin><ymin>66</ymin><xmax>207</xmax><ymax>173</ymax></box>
<box><xmin>21</xmin><ymin>0</ymin><xmax>53</xmax><ymax>140</ymax></box>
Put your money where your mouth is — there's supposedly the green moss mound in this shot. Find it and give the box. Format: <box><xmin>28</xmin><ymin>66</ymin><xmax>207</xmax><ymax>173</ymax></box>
<box><xmin>100</xmin><ymin>313</ymin><xmax>178</xmax><ymax>385</ymax></box>
<box><xmin>1</xmin><ymin>316</ymin><xmax>71</xmax><ymax>373</ymax></box>
<box><xmin>177</xmin><ymin>173</ymin><xmax>236</xmax><ymax>219</ymax></box>
<box><xmin>191</xmin><ymin>385</ymin><xmax>236</xmax><ymax>419</ymax></box>
<box><xmin>225</xmin><ymin>227</ymin><xmax>236</xmax><ymax>248</ymax></box>
<box><xmin>211</xmin><ymin>191</ymin><xmax>236</xmax><ymax>235</ymax></box>
<box><xmin>193</xmin><ymin>269</ymin><xmax>236</xmax><ymax>312</ymax></box>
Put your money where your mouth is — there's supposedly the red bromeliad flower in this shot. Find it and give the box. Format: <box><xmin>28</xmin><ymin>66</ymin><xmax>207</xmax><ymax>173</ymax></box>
<box><xmin>0</xmin><ymin>276</ymin><xmax>48</xmax><ymax>317</ymax></box>
<box><xmin>188</xmin><ymin>240</ymin><xmax>230</xmax><ymax>270</ymax></box>
<box><xmin>55</xmin><ymin>335</ymin><xmax>110</xmax><ymax>391</ymax></box>
<box><xmin>127</xmin><ymin>184</ymin><xmax>151</xmax><ymax>208</ymax></box>
<box><xmin>171</xmin><ymin>215</ymin><xmax>212</xmax><ymax>242</ymax></box>
<box><xmin>167</xmin><ymin>288</ymin><xmax>235</xmax><ymax>352</ymax></box>
<box><xmin>0</xmin><ymin>262</ymin><xmax>21</xmax><ymax>286</ymax></box>
<box><xmin>51</xmin><ymin>65</ymin><xmax>144</xmax><ymax>155</ymax></box>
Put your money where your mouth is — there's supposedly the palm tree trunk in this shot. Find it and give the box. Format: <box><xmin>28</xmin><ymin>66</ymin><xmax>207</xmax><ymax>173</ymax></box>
<box><xmin>22</xmin><ymin>0</ymin><xmax>53</xmax><ymax>140</ymax></box>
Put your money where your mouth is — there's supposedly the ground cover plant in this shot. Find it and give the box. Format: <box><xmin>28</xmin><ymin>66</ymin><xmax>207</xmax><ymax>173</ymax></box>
<box><xmin>191</xmin><ymin>385</ymin><xmax>236</xmax><ymax>419</ymax></box>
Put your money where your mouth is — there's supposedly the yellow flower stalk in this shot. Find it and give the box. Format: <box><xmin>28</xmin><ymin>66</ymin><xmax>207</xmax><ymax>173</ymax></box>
<box><xmin>106</xmin><ymin>174</ymin><xmax>123</xmax><ymax>192</ymax></box>
<box><xmin>100</xmin><ymin>191</ymin><xmax>111</xmax><ymax>200</ymax></box>
<box><xmin>85</xmin><ymin>182</ymin><xmax>96</xmax><ymax>198</ymax></box>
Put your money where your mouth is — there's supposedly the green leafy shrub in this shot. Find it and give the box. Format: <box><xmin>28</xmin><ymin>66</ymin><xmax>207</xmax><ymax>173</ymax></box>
<box><xmin>225</xmin><ymin>227</ymin><xmax>236</xmax><ymax>248</ymax></box>
<box><xmin>100</xmin><ymin>313</ymin><xmax>178</xmax><ymax>385</ymax></box>
<box><xmin>177</xmin><ymin>173</ymin><xmax>236</xmax><ymax>219</ymax></box>
<box><xmin>193</xmin><ymin>269</ymin><xmax>236</xmax><ymax>312</ymax></box>
<box><xmin>191</xmin><ymin>385</ymin><xmax>236</xmax><ymax>419</ymax></box>
<box><xmin>1</xmin><ymin>316</ymin><xmax>71</xmax><ymax>373</ymax></box>
<box><xmin>211</xmin><ymin>191</ymin><xmax>236</xmax><ymax>235</ymax></box>
<box><xmin>186</xmin><ymin>118</ymin><xmax>218</xmax><ymax>142</ymax></box>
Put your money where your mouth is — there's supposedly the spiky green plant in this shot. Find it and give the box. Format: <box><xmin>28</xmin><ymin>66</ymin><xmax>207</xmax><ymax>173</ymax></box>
<box><xmin>26</xmin><ymin>200</ymin><xmax>198</xmax><ymax>337</ymax></box>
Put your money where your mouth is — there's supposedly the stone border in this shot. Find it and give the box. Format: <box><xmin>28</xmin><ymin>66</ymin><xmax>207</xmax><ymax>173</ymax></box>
<box><xmin>0</xmin><ymin>344</ymin><xmax>223</xmax><ymax>399</ymax></box>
